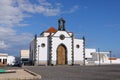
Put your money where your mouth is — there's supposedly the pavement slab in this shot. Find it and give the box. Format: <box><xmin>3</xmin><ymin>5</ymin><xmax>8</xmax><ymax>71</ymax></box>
<box><xmin>0</xmin><ymin>69</ymin><xmax>41</xmax><ymax>80</ymax></box>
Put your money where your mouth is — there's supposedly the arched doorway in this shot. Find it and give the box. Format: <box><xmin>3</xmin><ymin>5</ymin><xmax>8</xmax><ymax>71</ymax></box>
<box><xmin>57</xmin><ymin>44</ymin><xmax>67</xmax><ymax>65</ymax></box>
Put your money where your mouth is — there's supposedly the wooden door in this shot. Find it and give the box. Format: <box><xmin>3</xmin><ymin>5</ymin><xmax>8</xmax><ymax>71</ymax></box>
<box><xmin>57</xmin><ymin>45</ymin><xmax>66</xmax><ymax>65</ymax></box>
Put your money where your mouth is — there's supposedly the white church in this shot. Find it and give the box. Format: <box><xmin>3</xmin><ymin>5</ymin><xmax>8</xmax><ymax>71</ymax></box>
<box><xmin>29</xmin><ymin>18</ymin><xmax>116</xmax><ymax>66</ymax></box>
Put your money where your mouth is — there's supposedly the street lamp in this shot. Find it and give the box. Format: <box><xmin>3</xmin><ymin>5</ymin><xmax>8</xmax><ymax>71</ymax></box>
<box><xmin>38</xmin><ymin>45</ymin><xmax>40</xmax><ymax>66</ymax></box>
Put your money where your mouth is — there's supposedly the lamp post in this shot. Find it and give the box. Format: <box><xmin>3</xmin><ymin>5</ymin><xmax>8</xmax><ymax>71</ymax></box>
<box><xmin>109</xmin><ymin>51</ymin><xmax>112</xmax><ymax>64</ymax></box>
<box><xmin>38</xmin><ymin>45</ymin><xmax>40</xmax><ymax>66</ymax></box>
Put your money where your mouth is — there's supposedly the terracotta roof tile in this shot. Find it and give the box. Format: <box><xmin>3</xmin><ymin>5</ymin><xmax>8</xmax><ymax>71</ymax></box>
<box><xmin>46</xmin><ymin>27</ymin><xmax>57</xmax><ymax>33</ymax></box>
<box><xmin>109</xmin><ymin>58</ymin><xmax>117</xmax><ymax>60</ymax></box>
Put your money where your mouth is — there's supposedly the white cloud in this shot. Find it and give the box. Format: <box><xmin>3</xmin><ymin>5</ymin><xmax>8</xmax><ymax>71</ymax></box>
<box><xmin>0</xmin><ymin>27</ymin><xmax>16</xmax><ymax>37</ymax></box>
<box><xmin>0</xmin><ymin>41</ymin><xmax>8</xmax><ymax>49</ymax></box>
<box><xmin>60</xmin><ymin>5</ymin><xmax>79</xmax><ymax>14</ymax></box>
<box><xmin>0</xmin><ymin>0</ymin><xmax>79</xmax><ymax>27</ymax></box>
<box><xmin>0</xmin><ymin>0</ymin><xmax>61</xmax><ymax>51</ymax></box>
<box><xmin>9</xmin><ymin>33</ymin><xmax>33</xmax><ymax>45</ymax></box>
<box><xmin>0</xmin><ymin>0</ymin><xmax>79</xmax><ymax>55</ymax></box>
<box><xmin>0</xmin><ymin>26</ymin><xmax>33</xmax><ymax>50</ymax></box>
<box><xmin>17</xmin><ymin>0</ymin><xmax>61</xmax><ymax>16</ymax></box>
<box><xmin>0</xmin><ymin>0</ymin><xmax>62</xmax><ymax>27</ymax></box>
<box><xmin>69</xmin><ymin>5</ymin><xmax>79</xmax><ymax>13</ymax></box>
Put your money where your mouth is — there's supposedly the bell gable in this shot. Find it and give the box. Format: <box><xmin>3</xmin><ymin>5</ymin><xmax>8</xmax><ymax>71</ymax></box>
<box><xmin>52</xmin><ymin>31</ymin><xmax>72</xmax><ymax>38</ymax></box>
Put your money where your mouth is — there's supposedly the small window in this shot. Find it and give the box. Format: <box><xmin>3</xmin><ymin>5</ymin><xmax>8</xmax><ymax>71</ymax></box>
<box><xmin>59</xmin><ymin>34</ymin><xmax>65</xmax><ymax>40</ymax></box>
<box><xmin>41</xmin><ymin>43</ymin><xmax>45</xmax><ymax>47</ymax></box>
<box><xmin>0</xmin><ymin>59</ymin><xmax>1</xmax><ymax>62</ymax></box>
<box><xmin>3</xmin><ymin>59</ymin><xmax>7</xmax><ymax>64</ymax></box>
<box><xmin>90</xmin><ymin>53</ymin><xmax>93</xmax><ymax>55</ymax></box>
<box><xmin>76</xmin><ymin>44</ymin><xmax>80</xmax><ymax>48</ymax></box>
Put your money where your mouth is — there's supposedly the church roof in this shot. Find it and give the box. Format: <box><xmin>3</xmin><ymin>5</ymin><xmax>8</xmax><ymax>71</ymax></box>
<box><xmin>46</xmin><ymin>27</ymin><xmax>57</xmax><ymax>33</ymax></box>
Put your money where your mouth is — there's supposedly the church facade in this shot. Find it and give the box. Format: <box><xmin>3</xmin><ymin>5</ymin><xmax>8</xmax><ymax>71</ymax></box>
<box><xmin>29</xmin><ymin>18</ymin><xmax>85</xmax><ymax>66</ymax></box>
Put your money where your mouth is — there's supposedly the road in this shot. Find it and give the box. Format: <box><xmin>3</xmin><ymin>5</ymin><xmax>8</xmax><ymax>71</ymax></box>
<box><xmin>23</xmin><ymin>65</ymin><xmax>120</xmax><ymax>80</ymax></box>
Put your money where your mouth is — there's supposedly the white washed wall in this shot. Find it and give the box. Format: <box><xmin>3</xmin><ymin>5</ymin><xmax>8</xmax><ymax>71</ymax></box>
<box><xmin>7</xmin><ymin>56</ymin><xmax>15</xmax><ymax>65</ymax></box>
<box><xmin>74</xmin><ymin>39</ymin><xmax>84</xmax><ymax>64</ymax></box>
<box><xmin>37</xmin><ymin>37</ymin><xmax>48</xmax><ymax>65</ymax></box>
<box><xmin>85</xmin><ymin>48</ymin><xmax>96</xmax><ymax>58</ymax></box>
<box><xmin>51</xmin><ymin>31</ymin><xmax>72</xmax><ymax>65</ymax></box>
<box><xmin>43</xmin><ymin>32</ymin><xmax>50</xmax><ymax>37</ymax></box>
<box><xmin>0</xmin><ymin>56</ymin><xmax>7</xmax><ymax>62</ymax></box>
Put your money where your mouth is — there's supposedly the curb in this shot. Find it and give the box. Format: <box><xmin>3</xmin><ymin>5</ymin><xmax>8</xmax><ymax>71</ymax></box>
<box><xmin>24</xmin><ymin>69</ymin><xmax>42</xmax><ymax>79</ymax></box>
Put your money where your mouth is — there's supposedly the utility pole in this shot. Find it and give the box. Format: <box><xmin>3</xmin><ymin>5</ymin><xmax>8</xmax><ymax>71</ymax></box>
<box><xmin>109</xmin><ymin>51</ymin><xmax>112</xmax><ymax>64</ymax></box>
<box><xmin>83</xmin><ymin>36</ymin><xmax>86</xmax><ymax>66</ymax></box>
<box><xmin>98</xmin><ymin>48</ymin><xmax>100</xmax><ymax>66</ymax></box>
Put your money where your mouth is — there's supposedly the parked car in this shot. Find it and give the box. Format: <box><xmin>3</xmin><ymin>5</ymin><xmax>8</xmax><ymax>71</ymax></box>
<box><xmin>13</xmin><ymin>61</ymin><xmax>22</xmax><ymax>67</ymax></box>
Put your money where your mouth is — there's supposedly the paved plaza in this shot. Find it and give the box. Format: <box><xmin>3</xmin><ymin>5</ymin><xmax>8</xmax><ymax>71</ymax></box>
<box><xmin>0</xmin><ymin>65</ymin><xmax>120</xmax><ymax>80</ymax></box>
<box><xmin>23</xmin><ymin>65</ymin><xmax>120</xmax><ymax>80</ymax></box>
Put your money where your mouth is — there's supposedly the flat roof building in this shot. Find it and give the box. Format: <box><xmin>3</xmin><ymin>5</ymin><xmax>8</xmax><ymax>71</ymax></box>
<box><xmin>20</xmin><ymin>50</ymin><xmax>29</xmax><ymax>65</ymax></box>
<box><xmin>0</xmin><ymin>53</ymin><xmax>8</xmax><ymax>66</ymax></box>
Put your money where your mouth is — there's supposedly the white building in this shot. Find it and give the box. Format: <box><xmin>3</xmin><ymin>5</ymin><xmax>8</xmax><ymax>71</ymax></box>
<box><xmin>0</xmin><ymin>53</ymin><xmax>15</xmax><ymax>66</ymax></box>
<box><xmin>20</xmin><ymin>50</ymin><xmax>29</xmax><ymax>59</ymax></box>
<box><xmin>91</xmin><ymin>52</ymin><xmax>120</xmax><ymax>65</ymax></box>
<box><xmin>0</xmin><ymin>53</ymin><xmax>8</xmax><ymax>66</ymax></box>
<box><xmin>91</xmin><ymin>52</ymin><xmax>110</xmax><ymax>63</ymax></box>
<box><xmin>20</xmin><ymin>50</ymin><xmax>29</xmax><ymax>65</ymax></box>
<box><xmin>7</xmin><ymin>56</ymin><xmax>16</xmax><ymax>66</ymax></box>
<box><xmin>85</xmin><ymin>48</ymin><xmax>96</xmax><ymax>58</ymax></box>
<box><xmin>85</xmin><ymin>48</ymin><xmax>96</xmax><ymax>64</ymax></box>
<box><xmin>29</xmin><ymin>18</ymin><xmax>120</xmax><ymax>66</ymax></box>
<box><xmin>30</xmin><ymin>18</ymin><xmax>85</xmax><ymax>66</ymax></box>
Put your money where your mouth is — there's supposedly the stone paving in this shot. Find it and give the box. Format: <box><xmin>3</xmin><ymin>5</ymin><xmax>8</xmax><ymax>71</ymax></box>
<box><xmin>24</xmin><ymin>65</ymin><xmax>120</xmax><ymax>80</ymax></box>
<box><xmin>1</xmin><ymin>65</ymin><xmax>120</xmax><ymax>80</ymax></box>
<box><xmin>0</xmin><ymin>68</ymin><xmax>41</xmax><ymax>80</ymax></box>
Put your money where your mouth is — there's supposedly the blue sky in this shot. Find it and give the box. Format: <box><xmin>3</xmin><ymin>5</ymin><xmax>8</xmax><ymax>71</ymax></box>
<box><xmin>0</xmin><ymin>0</ymin><xmax>120</xmax><ymax>57</ymax></box>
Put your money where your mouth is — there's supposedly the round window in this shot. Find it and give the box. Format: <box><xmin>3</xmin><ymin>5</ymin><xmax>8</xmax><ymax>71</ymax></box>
<box><xmin>76</xmin><ymin>45</ymin><xmax>80</xmax><ymax>48</ymax></box>
<box><xmin>59</xmin><ymin>34</ymin><xmax>65</xmax><ymax>40</ymax></box>
<box><xmin>41</xmin><ymin>43</ymin><xmax>45</xmax><ymax>47</ymax></box>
